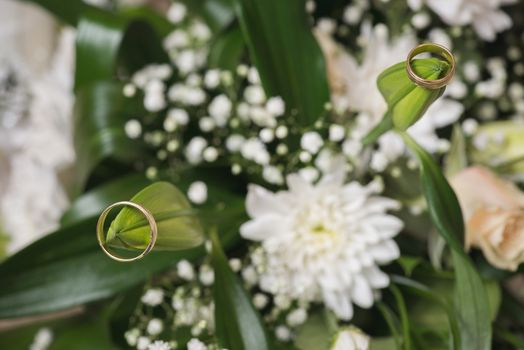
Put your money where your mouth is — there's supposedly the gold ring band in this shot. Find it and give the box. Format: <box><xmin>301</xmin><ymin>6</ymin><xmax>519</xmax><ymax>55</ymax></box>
<box><xmin>406</xmin><ymin>43</ymin><xmax>456</xmax><ymax>89</ymax></box>
<box><xmin>96</xmin><ymin>201</ymin><xmax>157</xmax><ymax>262</ymax></box>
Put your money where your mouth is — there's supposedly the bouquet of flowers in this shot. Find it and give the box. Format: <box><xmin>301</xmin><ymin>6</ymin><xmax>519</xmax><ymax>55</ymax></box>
<box><xmin>1</xmin><ymin>0</ymin><xmax>524</xmax><ymax>349</ymax></box>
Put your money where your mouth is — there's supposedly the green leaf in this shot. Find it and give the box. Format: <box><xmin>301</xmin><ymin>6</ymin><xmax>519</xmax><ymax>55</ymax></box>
<box><xmin>0</xmin><ymin>218</ymin><xmax>200</xmax><ymax>318</ymax></box>
<box><xmin>294</xmin><ymin>309</ymin><xmax>337</xmax><ymax>350</ymax></box>
<box><xmin>392</xmin><ymin>276</ymin><xmax>461</xmax><ymax>350</ymax></box>
<box><xmin>49</xmin><ymin>313</ymin><xmax>119</xmax><ymax>350</ymax></box>
<box><xmin>371</xmin><ymin>337</ymin><xmax>398</xmax><ymax>350</ymax></box>
<box><xmin>61</xmin><ymin>173</ymin><xmax>151</xmax><ymax>226</ymax></box>
<box><xmin>73</xmin><ymin>81</ymin><xmax>148</xmax><ymax>191</ymax></box>
<box><xmin>363</xmin><ymin>58</ymin><xmax>448</xmax><ymax>144</ymax></box>
<box><xmin>0</xmin><ymin>169</ymin><xmax>244</xmax><ymax>318</ymax></box>
<box><xmin>400</xmin><ymin>132</ymin><xmax>492</xmax><ymax>350</ymax></box>
<box><xmin>181</xmin><ymin>0</ymin><xmax>235</xmax><ymax>33</ymax></box>
<box><xmin>106</xmin><ymin>182</ymin><xmax>204</xmax><ymax>251</ymax></box>
<box><xmin>75</xmin><ymin>7</ymin><xmax>168</xmax><ymax>90</ymax></box>
<box><xmin>233</xmin><ymin>0</ymin><xmax>330</xmax><ymax>126</ymax></box>
<box><xmin>210</xmin><ymin>229</ymin><xmax>271</xmax><ymax>350</ymax></box>
<box><xmin>72</xmin><ymin>7</ymin><xmax>168</xmax><ymax>189</ymax></box>
<box><xmin>208</xmin><ymin>25</ymin><xmax>246</xmax><ymax>71</ymax></box>
<box><xmin>391</xmin><ymin>284</ymin><xmax>412</xmax><ymax>350</ymax></box>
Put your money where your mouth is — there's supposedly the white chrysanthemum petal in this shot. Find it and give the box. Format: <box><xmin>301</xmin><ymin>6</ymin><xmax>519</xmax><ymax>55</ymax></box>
<box><xmin>286</xmin><ymin>174</ymin><xmax>313</xmax><ymax>194</ymax></box>
<box><xmin>245</xmin><ymin>184</ymin><xmax>287</xmax><ymax>218</ymax></box>
<box><xmin>351</xmin><ymin>275</ymin><xmax>373</xmax><ymax>308</ymax></box>
<box><xmin>369</xmin><ymin>240</ymin><xmax>400</xmax><ymax>264</ymax></box>
<box><xmin>364</xmin><ymin>266</ymin><xmax>390</xmax><ymax>289</ymax></box>
<box><xmin>240</xmin><ymin>215</ymin><xmax>286</xmax><ymax>241</ymax></box>
<box><xmin>324</xmin><ymin>291</ymin><xmax>354</xmax><ymax>320</ymax></box>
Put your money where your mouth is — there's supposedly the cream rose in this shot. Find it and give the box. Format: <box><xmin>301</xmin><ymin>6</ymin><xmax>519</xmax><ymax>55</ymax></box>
<box><xmin>451</xmin><ymin>166</ymin><xmax>524</xmax><ymax>271</ymax></box>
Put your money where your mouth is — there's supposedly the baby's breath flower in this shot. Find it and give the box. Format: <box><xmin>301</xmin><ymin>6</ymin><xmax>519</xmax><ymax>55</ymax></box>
<box><xmin>301</xmin><ymin>131</ymin><xmax>324</xmax><ymax>154</ymax></box>
<box><xmin>148</xmin><ymin>340</ymin><xmax>172</xmax><ymax>350</ymax></box>
<box><xmin>266</xmin><ymin>96</ymin><xmax>285</xmax><ymax>117</ymax></box>
<box><xmin>199</xmin><ymin>264</ymin><xmax>215</xmax><ymax>286</ymax></box>
<box><xmin>147</xmin><ymin>319</ymin><xmax>164</xmax><ymax>336</ymax></box>
<box><xmin>187</xmin><ymin>338</ymin><xmax>207</xmax><ymax>350</ymax></box>
<box><xmin>208</xmin><ymin>94</ymin><xmax>232</xmax><ymax>127</ymax></box>
<box><xmin>125</xmin><ymin>119</ymin><xmax>142</xmax><ymax>139</ymax></box>
<box><xmin>185</xmin><ymin>137</ymin><xmax>208</xmax><ymax>164</ymax></box>
<box><xmin>141</xmin><ymin>288</ymin><xmax>164</xmax><ymax>306</ymax></box>
<box><xmin>177</xmin><ymin>260</ymin><xmax>196</xmax><ymax>280</ymax></box>
<box><xmin>167</xmin><ymin>2</ymin><xmax>187</xmax><ymax>24</ymax></box>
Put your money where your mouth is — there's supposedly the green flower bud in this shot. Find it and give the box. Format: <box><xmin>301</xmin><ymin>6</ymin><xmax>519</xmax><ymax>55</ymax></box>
<box><xmin>363</xmin><ymin>57</ymin><xmax>451</xmax><ymax>144</ymax></box>
<box><xmin>105</xmin><ymin>182</ymin><xmax>204</xmax><ymax>251</ymax></box>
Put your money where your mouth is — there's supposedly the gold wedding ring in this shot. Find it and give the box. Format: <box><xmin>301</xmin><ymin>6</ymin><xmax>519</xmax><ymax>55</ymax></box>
<box><xmin>406</xmin><ymin>43</ymin><xmax>456</xmax><ymax>89</ymax></box>
<box><xmin>96</xmin><ymin>201</ymin><xmax>157</xmax><ymax>262</ymax></box>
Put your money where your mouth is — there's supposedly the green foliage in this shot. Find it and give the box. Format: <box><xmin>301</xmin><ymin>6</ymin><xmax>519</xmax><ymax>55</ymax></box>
<box><xmin>0</xmin><ymin>217</ymin><xmax>199</xmax><ymax>318</ymax></box>
<box><xmin>208</xmin><ymin>25</ymin><xmax>246</xmax><ymax>71</ymax></box>
<box><xmin>294</xmin><ymin>310</ymin><xmax>337</xmax><ymax>350</ymax></box>
<box><xmin>210</xmin><ymin>229</ymin><xmax>271</xmax><ymax>350</ymax></box>
<box><xmin>233</xmin><ymin>0</ymin><xmax>330</xmax><ymax>126</ymax></box>
<box><xmin>73</xmin><ymin>81</ymin><xmax>148</xmax><ymax>191</ymax></box>
<box><xmin>61</xmin><ymin>173</ymin><xmax>150</xmax><ymax>225</ymax></box>
<box><xmin>401</xmin><ymin>132</ymin><xmax>492</xmax><ymax>350</ymax></box>
<box><xmin>106</xmin><ymin>182</ymin><xmax>204</xmax><ymax>251</ymax></box>
<box><xmin>0</xmin><ymin>168</ymin><xmax>245</xmax><ymax>318</ymax></box>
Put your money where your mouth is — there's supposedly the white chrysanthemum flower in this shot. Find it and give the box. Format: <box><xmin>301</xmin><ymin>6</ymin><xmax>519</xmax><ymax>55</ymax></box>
<box><xmin>409</xmin><ymin>0</ymin><xmax>517</xmax><ymax>41</ymax></box>
<box><xmin>240</xmin><ymin>167</ymin><xmax>403</xmax><ymax>320</ymax></box>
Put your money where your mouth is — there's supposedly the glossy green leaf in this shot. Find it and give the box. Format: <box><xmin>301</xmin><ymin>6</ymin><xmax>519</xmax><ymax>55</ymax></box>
<box><xmin>106</xmin><ymin>182</ymin><xmax>204</xmax><ymax>251</ymax></box>
<box><xmin>0</xmin><ymin>218</ymin><xmax>201</xmax><ymax>319</ymax></box>
<box><xmin>75</xmin><ymin>8</ymin><xmax>128</xmax><ymax>89</ymax></box>
<box><xmin>181</xmin><ymin>0</ymin><xmax>235</xmax><ymax>33</ymax></box>
<box><xmin>73</xmin><ymin>81</ymin><xmax>148</xmax><ymax>191</ymax></box>
<box><xmin>61</xmin><ymin>173</ymin><xmax>150</xmax><ymax>226</ymax></box>
<box><xmin>392</xmin><ymin>276</ymin><xmax>461</xmax><ymax>350</ymax></box>
<box><xmin>400</xmin><ymin>132</ymin><xmax>492</xmax><ymax>350</ymax></box>
<box><xmin>73</xmin><ymin>8</ymin><xmax>168</xmax><ymax>190</ymax></box>
<box><xmin>210</xmin><ymin>229</ymin><xmax>271</xmax><ymax>350</ymax></box>
<box><xmin>120</xmin><ymin>6</ymin><xmax>175</xmax><ymax>38</ymax></box>
<box><xmin>363</xmin><ymin>58</ymin><xmax>448</xmax><ymax>144</ymax></box>
<box><xmin>391</xmin><ymin>284</ymin><xmax>412</xmax><ymax>350</ymax></box>
<box><xmin>75</xmin><ymin>7</ymin><xmax>168</xmax><ymax>90</ymax></box>
<box><xmin>233</xmin><ymin>0</ymin><xmax>330</xmax><ymax>126</ymax></box>
<box><xmin>208</xmin><ymin>25</ymin><xmax>246</xmax><ymax>71</ymax></box>
<box><xmin>0</xmin><ymin>169</ymin><xmax>244</xmax><ymax>318</ymax></box>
